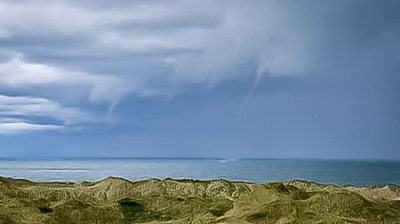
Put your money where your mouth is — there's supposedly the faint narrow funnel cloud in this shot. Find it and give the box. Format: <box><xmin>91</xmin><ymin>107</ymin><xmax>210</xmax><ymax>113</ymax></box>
<box><xmin>237</xmin><ymin>54</ymin><xmax>269</xmax><ymax>115</ymax></box>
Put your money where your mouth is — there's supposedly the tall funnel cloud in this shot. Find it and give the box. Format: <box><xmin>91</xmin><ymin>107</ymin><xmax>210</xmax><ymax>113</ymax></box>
<box><xmin>237</xmin><ymin>54</ymin><xmax>269</xmax><ymax>115</ymax></box>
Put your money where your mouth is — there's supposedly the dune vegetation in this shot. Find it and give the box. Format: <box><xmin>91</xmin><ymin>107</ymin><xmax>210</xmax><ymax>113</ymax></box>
<box><xmin>0</xmin><ymin>176</ymin><xmax>399</xmax><ymax>223</ymax></box>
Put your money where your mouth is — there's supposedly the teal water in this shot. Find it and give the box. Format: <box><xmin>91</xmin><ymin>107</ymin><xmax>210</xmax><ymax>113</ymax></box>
<box><xmin>0</xmin><ymin>158</ymin><xmax>399</xmax><ymax>186</ymax></box>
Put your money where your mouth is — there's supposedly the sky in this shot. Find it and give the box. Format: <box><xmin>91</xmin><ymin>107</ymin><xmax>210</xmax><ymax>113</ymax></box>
<box><xmin>0</xmin><ymin>0</ymin><xmax>399</xmax><ymax>159</ymax></box>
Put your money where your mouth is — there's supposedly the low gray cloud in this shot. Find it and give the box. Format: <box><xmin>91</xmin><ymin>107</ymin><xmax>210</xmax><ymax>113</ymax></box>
<box><xmin>0</xmin><ymin>121</ymin><xmax>62</xmax><ymax>134</ymax></box>
<box><xmin>0</xmin><ymin>94</ymin><xmax>90</xmax><ymax>124</ymax></box>
<box><xmin>0</xmin><ymin>94</ymin><xmax>100</xmax><ymax>134</ymax></box>
<box><xmin>0</xmin><ymin>55</ymin><xmax>132</xmax><ymax>110</ymax></box>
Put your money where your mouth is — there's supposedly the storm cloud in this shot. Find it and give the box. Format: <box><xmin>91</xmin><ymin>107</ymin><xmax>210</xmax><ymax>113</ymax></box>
<box><xmin>0</xmin><ymin>0</ymin><xmax>399</xmax><ymax>158</ymax></box>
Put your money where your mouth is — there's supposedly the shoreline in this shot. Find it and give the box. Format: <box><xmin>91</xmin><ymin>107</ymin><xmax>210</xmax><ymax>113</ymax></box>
<box><xmin>1</xmin><ymin>176</ymin><xmax>399</xmax><ymax>223</ymax></box>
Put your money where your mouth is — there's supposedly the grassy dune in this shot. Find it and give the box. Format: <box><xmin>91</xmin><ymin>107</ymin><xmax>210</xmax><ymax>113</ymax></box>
<box><xmin>0</xmin><ymin>176</ymin><xmax>399</xmax><ymax>223</ymax></box>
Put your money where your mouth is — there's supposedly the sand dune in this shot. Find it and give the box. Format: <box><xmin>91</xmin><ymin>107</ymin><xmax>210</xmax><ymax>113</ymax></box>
<box><xmin>0</xmin><ymin>176</ymin><xmax>399</xmax><ymax>223</ymax></box>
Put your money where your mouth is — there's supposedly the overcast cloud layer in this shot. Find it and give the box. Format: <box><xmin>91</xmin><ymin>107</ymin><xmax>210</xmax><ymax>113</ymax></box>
<box><xmin>0</xmin><ymin>0</ymin><xmax>399</xmax><ymax>159</ymax></box>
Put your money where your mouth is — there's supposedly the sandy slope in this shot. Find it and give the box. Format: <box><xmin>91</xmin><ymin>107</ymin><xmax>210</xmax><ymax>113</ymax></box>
<box><xmin>0</xmin><ymin>176</ymin><xmax>399</xmax><ymax>223</ymax></box>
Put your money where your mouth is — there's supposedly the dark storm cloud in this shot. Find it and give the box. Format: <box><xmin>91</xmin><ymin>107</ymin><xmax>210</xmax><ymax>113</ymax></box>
<box><xmin>0</xmin><ymin>0</ymin><xmax>399</xmax><ymax>159</ymax></box>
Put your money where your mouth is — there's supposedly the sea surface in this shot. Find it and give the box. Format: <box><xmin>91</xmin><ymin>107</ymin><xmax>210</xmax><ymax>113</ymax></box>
<box><xmin>0</xmin><ymin>158</ymin><xmax>399</xmax><ymax>186</ymax></box>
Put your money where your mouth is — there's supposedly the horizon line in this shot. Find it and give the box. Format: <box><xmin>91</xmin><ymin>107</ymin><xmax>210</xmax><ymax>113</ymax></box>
<box><xmin>0</xmin><ymin>156</ymin><xmax>399</xmax><ymax>162</ymax></box>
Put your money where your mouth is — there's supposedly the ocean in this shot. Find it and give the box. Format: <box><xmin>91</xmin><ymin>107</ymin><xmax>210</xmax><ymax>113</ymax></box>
<box><xmin>0</xmin><ymin>158</ymin><xmax>399</xmax><ymax>186</ymax></box>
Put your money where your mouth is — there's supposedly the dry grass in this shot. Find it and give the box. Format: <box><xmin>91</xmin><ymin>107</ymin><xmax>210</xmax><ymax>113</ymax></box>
<box><xmin>0</xmin><ymin>176</ymin><xmax>399</xmax><ymax>223</ymax></box>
